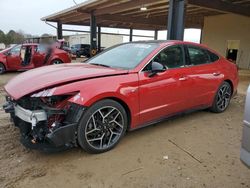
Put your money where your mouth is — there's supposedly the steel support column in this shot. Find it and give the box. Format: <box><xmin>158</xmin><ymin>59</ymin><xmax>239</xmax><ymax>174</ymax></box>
<box><xmin>57</xmin><ymin>21</ymin><xmax>63</xmax><ymax>40</ymax></box>
<box><xmin>200</xmin><ymin>27</ymin><xmax>203</xmax><ymax>44</ymax></box>
<box><xmin>129</xmin><ymin>28</ymin><xmax>133</xmax><ymax>42</ymax></box>
<box><xmin>98</xmin><ymin>26</ymin><xmax>101</xmax><ymax>52</ymax></box>
<box><xmin>154</xmin><ymin>30</ymin><xmax>158</xmax><ymax>40</ymax></box>
<box><xmin>167</xmin><ymin>0</ymin><xmax>186</xmax><ymax>40</ymax></box>
<box><xmin>90</xmin><ymin>12</ymin><xmax>97</xmax><ymax>57</ymax></box>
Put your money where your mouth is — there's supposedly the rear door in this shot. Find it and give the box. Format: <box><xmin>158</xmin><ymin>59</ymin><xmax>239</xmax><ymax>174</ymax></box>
<box><xmin>184</xmin><ymin>45</ymin><xmax>222</xmax><ymax>107</ymax></box>
<box><xmin>32</xmin><ymin>45</ymin><xmax>47</xmax><ymax>67</ymax></box>
<box><xmin>138</xmin><ymin>45</ymin><xmax>193</xmax><ymax>124</ymax></box>
<box><xmin>6</xmin><ymin>45</ymin><xmax>22</xmax><ymax>70</ymax></box>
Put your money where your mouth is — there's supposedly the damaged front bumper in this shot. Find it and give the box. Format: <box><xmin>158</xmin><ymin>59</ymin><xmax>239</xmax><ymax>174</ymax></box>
<box><xmin>3</xmin><ymin>96</ymin><xmax>85</xmax><ymax>152</ymax></box>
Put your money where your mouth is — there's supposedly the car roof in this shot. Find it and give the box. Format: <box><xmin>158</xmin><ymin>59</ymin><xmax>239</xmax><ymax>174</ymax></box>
<box><xmin>127</xmin><ymin>40</ymin><xmax>217</xmax><ymax>55</ymax></box>
<box><xmin>129</xmin><ymin>40</ymin><xmax>204</xmax><ymax>46</ymax></box>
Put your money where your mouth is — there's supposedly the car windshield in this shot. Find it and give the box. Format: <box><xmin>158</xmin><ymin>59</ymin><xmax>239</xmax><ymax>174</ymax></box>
<box><xmin>87</xmin><ymin>43</ymin><xmax>159</xmax><ymax>69</ymax></box>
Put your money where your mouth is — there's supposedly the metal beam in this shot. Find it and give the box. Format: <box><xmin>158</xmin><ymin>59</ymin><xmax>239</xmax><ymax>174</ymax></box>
<box><xmin>189</xmin><ymin>0</ymin><xmax>250</xmax><ymax>17</ymax></box>
<box><xmin>90</xmin><ymin>12</ymin><xmax>97</xmax><ymax>57</ymax></box>
<box><xmin>129</xmin><ymin>28</ymin><xmax>133</xmax><ymax>42</ymax></box>
<box><xmin>167</xmin><ymin>0</ymin><xmax>186</xmax><ymax>40</ymax></box>
<box><xmin>97</xmin><ymin>14</ymin><xmax>166</xmax><ymax>27</ymax></box>
<box><xmin>98</xmin><ymin>26</ymin><xmax>101</xmax><ymax>52</ymax></box>
<box><xmin>154</xmin><ymin>29</ymin><xmax>158</xmax><ymax>40</ymax></box>
<box><xmin>61</xmin><ymin>28</ymin><xmax>154</xmax><ymax>38</ymax></box>
<box><xmin>94</xmin><ymin>0</ymin><xmax>160</xmax><ymax>16</ymax></box>
<box><xmin>57</xmin><ymin>21</ymin><xmax>63</xmax><ymax>39</ymax></box>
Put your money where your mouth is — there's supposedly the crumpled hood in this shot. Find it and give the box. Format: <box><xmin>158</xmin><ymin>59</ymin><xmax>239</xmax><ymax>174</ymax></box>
<box><xmin>5</xmin><ymin>63</ymin><xmax>128</xmax><ymax>100</ymax></box>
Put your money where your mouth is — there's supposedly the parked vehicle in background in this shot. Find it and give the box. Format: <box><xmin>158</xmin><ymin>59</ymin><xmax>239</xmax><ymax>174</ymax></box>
<box><xmin>0</xmin><ymin>43</ymin><xmax>71</xmax><ymax>74</ymax></box>
<box><xmin>3</xmin><ymin>41</ymin><xmax>238</xmax><ymax>154</ymax></box>
<box><xmin>241</xmin><ymin>85</ymin><xmax>250</xmax><ymax>167</ymax></box>
<box><xmin>71</xmin><ymin>44</ymin><xmax>90</xmax><ymax>58</ymax></box>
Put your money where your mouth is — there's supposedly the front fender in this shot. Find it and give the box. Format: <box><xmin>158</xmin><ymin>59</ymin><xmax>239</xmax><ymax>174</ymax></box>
<box><xmin>52</xmin><ymin>73</ymin><xmax>140</xmax><ymax>128</ymax></box>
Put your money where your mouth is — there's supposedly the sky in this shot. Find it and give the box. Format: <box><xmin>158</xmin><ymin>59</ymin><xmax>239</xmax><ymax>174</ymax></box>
<box><xmin>0</xmin><ymin>0</ymin><xmax>201</xmax><ymax>43</ymax></box>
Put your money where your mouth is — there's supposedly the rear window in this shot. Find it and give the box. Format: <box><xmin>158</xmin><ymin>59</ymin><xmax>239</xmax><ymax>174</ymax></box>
<box><xmin>81</xmin><ymin>44</ymin><xmax>90</xmax><ymax>48</ymax></box>
<box><xmin>187</xmin><ymin>46</ymin><xmax>210</xmax><ymax>65</ymax></box>
<box><xmin>207</xmin><ymin>50</ymin><xmax>220</xmax><ymax>62</ymax></box>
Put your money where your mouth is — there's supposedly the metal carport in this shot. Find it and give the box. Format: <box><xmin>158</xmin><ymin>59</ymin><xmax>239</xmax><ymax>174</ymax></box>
<box><xmin>41</xmin><ymin>0</ymin><xmax>250</xmax><ymax>57</ymax></box>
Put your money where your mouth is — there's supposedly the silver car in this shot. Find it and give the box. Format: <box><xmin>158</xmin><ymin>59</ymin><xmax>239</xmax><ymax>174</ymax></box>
<box><xmin>241</xmin><ymin>85</ymin><xmax>250</xmax><ymax>167</ymax></box>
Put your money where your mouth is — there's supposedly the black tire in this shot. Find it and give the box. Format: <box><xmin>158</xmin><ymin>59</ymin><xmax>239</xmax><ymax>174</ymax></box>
<box><xmin>52</xmin><ymin>59</ymin><xmax>63</xmax><ymax>65</ymax></box>
<box><xmin>210</xmin><ymin>81</ymin><xmax>232</xmax><ymax>113</ymax></box>
<box><xmin>0</xmin><ymin>63</ymin><xmax>6</xmax><ymax>74</ymax></box>
<box><xmin>77</xmin><ymin>99</ymin><xmax>128</xmax><ymax>154</ymax></box>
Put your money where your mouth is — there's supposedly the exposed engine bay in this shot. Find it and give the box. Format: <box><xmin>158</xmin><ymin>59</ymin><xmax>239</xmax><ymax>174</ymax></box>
<box><xmin>3</xmin><ymin>94</ymin><xmax>85</xmax><ymax>152</ymax></box>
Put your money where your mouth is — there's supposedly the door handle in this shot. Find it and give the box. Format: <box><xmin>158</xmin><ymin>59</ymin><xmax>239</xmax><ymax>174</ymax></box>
<box><xmin>213</xmin><ymin>72</ymin><xmax>221</xmax><ymax>76</ymax></box>
<box><xmin>179</xmin><ymin>76</ymin><xmax>188</xmax><ymax>81</ymax></box>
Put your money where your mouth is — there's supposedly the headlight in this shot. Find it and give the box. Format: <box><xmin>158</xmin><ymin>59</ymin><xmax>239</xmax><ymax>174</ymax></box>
<box><xmin>31</xmin><ymin>88</ymin><xmax>57</xmax><ymax>97</ymax></box>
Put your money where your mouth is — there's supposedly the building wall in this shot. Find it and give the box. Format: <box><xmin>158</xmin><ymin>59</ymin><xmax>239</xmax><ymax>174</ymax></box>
<box><xmin>202</xmin><ymin>14</ymin><xmax>250</xmax><ymax>69</ymax></box>
<box><xmin>0</xmin><ymin>43</ymin><xmax>5</xmax><ymax>50</ymax></box>
<box><xmin>68</xmin><ymin>33</ymin><xmax>123</xmax><ymax>48</ymax></box>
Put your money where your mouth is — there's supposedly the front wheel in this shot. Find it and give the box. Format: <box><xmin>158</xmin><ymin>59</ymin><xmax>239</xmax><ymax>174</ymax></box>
<box><xmin>77</xmin><ymin>99</ymin><xmax>128</xmax><ymax>154</ymax></box>
<box><xmin>210</xmin><ymin>81</ymin><xmax>232</xmax><ymax>113</ymax></box>
<box><xmin>0</xmin><ymin>63</ymin><xmax>6</xmax><ymax>74</ymax></box>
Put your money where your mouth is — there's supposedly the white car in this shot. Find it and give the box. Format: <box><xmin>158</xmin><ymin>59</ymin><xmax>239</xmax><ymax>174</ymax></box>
<box><xmin>241</xmin><ymin>85</ymin><xmax>250</xmax><ymax>167</ymax></box>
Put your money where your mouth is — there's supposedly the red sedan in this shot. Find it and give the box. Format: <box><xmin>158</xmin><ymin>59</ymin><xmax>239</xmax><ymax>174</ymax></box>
<box><xmin>0</xmin><ymin>43</ymin><xmax>71</xmax><ymax>74</ymax></box>
<box><xmin>3</xmin><ymin>41</ymin><xmax>238</xmax><ymax>153</ymax></box>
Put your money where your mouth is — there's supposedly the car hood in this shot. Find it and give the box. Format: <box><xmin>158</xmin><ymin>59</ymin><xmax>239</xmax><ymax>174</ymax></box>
<box><xmin>5</xmin><ymin>63</ymin><xmax>128</xmax><ymax>100</ymax></box>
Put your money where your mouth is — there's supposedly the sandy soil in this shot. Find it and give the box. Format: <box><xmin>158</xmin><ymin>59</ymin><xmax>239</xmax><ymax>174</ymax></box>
<box><xmin>0</xmin><ymin>70</ymin><xmax>250</xmax><ymax>188</ymax></box>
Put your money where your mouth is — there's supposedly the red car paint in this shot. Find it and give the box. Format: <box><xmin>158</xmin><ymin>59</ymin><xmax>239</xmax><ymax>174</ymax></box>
<box><xmin>4</xmin><ymin>41</ymin><xmax>238</xmax><ymax>130</ymax></box>
<box><xmin>0</xmin><ymin>43</ymin><xmax>71</xmax><ymax>73</ymax></box>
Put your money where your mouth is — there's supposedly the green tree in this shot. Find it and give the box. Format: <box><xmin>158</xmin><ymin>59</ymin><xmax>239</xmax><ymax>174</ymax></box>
<box><xmin>0</xmin><ymin>30</ymin><xmax>5</xmax><ymax>43</ymax></box>
<box><xmin>4</xmin><ymin>30</ymin><xmax>25</xmax><ymax>45</ymax></box>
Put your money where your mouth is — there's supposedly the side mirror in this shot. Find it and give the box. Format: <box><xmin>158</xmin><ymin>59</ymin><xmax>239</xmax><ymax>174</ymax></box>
<box><xmin>149</xmin><ymin>61</ymin><xmax>167</xmax><ymax>77</ymax></box>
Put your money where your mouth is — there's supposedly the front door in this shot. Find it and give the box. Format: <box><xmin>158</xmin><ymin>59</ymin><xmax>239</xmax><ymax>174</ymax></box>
<box><xmin>138</xmin><ymin>45</ymin><xmax>192</xmax><ymax>124</ymax></box>
<box><xmin>6</xmin><ymin>45</ymin><xmax>22</xmax><ymax>70</ymax></box>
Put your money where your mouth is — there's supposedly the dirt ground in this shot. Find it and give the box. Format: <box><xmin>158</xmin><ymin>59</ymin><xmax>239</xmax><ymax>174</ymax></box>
<box><xmin>0</xmin><ymin>69</ymin><xmax>250</xmax><ymax>188</ymax></box>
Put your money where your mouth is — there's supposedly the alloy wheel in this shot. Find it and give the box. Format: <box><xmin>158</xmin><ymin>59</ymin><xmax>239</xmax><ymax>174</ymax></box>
<box><xmin>0</xmin><ymin>64</ymin><xmax>5</xmax><ymax>74</ymax></box>
<box><xmin>53</xmin><ymin>60</ymin><xmax>62</xmax><ymax>64</ymax></box>
<box><xmin>216</xmin><ymin>84</ymin><xmax>232</xmax><ymax>111</ymax></box>
<box><xmin>85</xmin><ymin>106</ymin><xmax>125</xmax><ymax>150</ymax></box>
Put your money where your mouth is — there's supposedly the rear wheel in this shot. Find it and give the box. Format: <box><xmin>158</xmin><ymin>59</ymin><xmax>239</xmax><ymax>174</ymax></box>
<box><xmin>210</xmin><ymin>81</ymin><xmax>232</xmax><ymax>113</ymax></box>
<box><xmin>52</xmin><ymin>59</ymin><xmax>63</xmax><ymax>65</ymax></box>
<box><xmin>77</xmin><ymin>99</ymin><xmax>128</xmax><ymax>154</ymax></box>
<box><xmin>0</xmin><ymin>63</ymin><xmax>6</xmax><ymax>74</ymax></box>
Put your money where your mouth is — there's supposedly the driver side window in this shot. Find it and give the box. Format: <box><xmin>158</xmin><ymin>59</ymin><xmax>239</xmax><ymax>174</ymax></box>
<box><xmin>144</xmin><ymin>45</ymin><xmax>185</xmax><ymax>71</ymax></box>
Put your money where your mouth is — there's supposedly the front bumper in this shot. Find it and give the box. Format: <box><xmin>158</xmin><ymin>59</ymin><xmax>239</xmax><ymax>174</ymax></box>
<box><xmin>3</xmin><ymin>98</ymin><xmax>84</xmax><ymax>152</ymax></box>
<box><xmin>14</xmin><ymin>104</ymin><xmax>47</xmax><ymax>127</ymax></box>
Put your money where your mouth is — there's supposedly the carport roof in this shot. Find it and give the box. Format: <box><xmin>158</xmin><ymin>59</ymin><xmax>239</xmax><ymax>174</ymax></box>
<box><xmin>41</xmin><ymin>0</ymin><xmax>250</xmax><ymax>30</ymax></box>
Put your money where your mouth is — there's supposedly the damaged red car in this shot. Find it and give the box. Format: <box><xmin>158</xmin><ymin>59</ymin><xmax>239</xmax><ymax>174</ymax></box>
<box><xmin>0</xmin><ymin>43</ymin><xmax>71</xmax><ymax>74</ymax></box>
<box><xmin>3</xmin><ymin>41</ymin><xmax>238</xmax><ymax>153</ymax></box>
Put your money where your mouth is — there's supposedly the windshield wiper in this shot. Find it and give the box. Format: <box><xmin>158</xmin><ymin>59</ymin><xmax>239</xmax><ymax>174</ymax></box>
<box><xmin>91</xmin><ymin>63</ymin><xmax>111</xmax><ymax>68</ymax></box>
